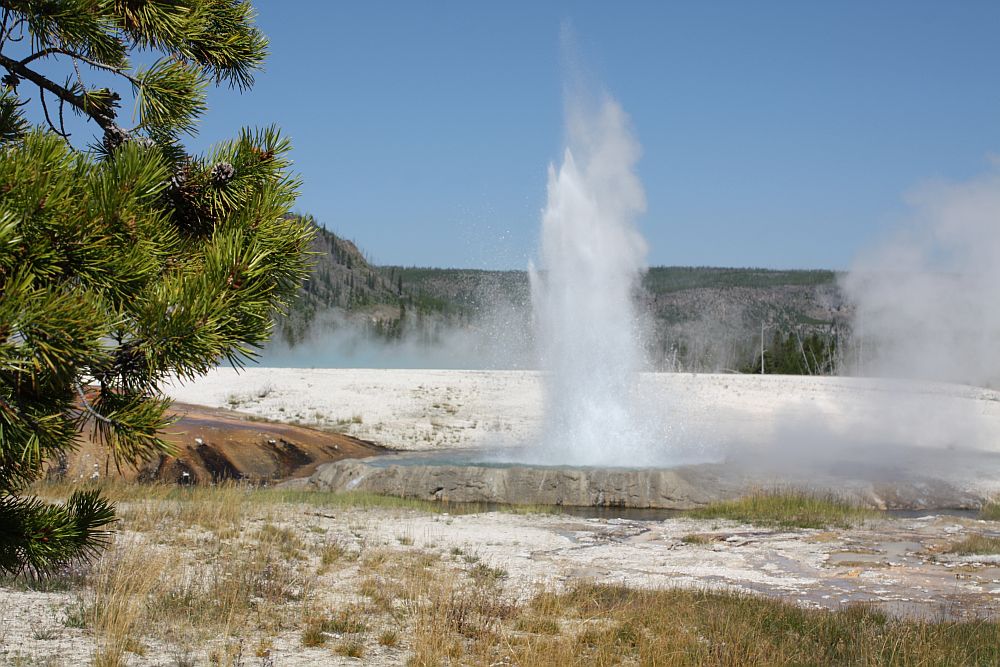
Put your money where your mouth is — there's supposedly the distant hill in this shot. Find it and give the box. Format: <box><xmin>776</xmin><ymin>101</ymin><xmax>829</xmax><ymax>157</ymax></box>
<box><xmin>639</xmin><ymin>267</ymin><xmax>846</xmax><ymax>371</ymax></box>
<box><xmin>275</xmin><ymin>216</ymin><xmax>849</xmax><ymax>372</ymax></box>
<box><xmin>276</xmin><ymin>216</ymin><xmax>410</xmax><ymax>344</ymax></box>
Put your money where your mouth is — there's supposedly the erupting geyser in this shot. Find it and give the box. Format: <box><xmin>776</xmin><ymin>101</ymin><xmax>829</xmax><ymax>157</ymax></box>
<box><xmin>529</xmin><ymin>96</ymin><xmax>652</xmax><ymax>466</ymax></box>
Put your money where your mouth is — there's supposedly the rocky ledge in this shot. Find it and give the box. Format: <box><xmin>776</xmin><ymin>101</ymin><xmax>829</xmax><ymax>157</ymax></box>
<box><xmin>309</xmin><ymin>446</ymin><xmax>1000</xmax><ymax>511</ymax></box>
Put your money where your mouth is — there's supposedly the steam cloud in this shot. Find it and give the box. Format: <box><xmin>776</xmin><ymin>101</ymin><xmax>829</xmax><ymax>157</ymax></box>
<box><xmin>842</xmin><ymin>168</ymin><xmax>1000</xmax><ymax>388</ymax></box>
<box><xmin>261</xmin><ymin>293</ymin><xmax>534</xmax><ymax>371</ymax></box>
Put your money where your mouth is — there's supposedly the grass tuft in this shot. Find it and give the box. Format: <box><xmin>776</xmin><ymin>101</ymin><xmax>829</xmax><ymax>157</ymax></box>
<box><xmin>335</xmin><ymin>638</ymin><xmax>365</xmax><ymax>658</ymax></box>
<box><xmin>301</xmin><ymin>610</ymin><xmax>367</xmax><ymax>647</ymax></box>
<box><xmin>980</xmin><ymin>499</ymin><xmax>1000</xmax><ymax>521</ymax></box>
<box><xmin>686</xmin><ymin>490</ymin><xmax>876</xmax><ymax>529</ymax></box>
<box><xmin>515</xmin><ymin>615</ymin><xmax>561</xmax><ymax>635</ymax></box>
<box><xmin>947</xmin><ymin>534</ymin><xmax>1000</xmax><ymax>556</ymax></box>
<box><xmin>378</xmin><ymin>629</ymin><xmax>400</xmax><ymax>647</ymax></box>
<box><xmin>301</xmin><ymin>620</ymin><xmax>327</xmax><ymax>648</ymax></box>
<box><xmin>469</xmin><ymin>562</ymin><xmax>507</xmax><ymax>585</ymax></box>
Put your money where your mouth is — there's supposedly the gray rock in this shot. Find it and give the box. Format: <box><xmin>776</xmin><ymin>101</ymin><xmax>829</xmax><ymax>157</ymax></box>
<box><xmin>309</xmin><ymin>446</ymin><xmax>1000</xmax><ymax>511</ymax></box>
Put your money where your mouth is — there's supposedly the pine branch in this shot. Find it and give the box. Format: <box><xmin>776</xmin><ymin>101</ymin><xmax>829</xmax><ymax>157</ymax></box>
<box><xmin>74</xmin><ymin>382</ymin><xmax>112</xmax><ymax>425</ymax></box>
<box><xmin>38</xmin><ymin>88</ymin><xmax>70</xmax><ymax>142</ymax></box>
<box><xmin>0</xmin><ymin>9</ymin><xmax>8</xmax><ymax>52</ymax></box>
<box><xmin>0</xmin><ymin>12</ymin><xmax>24</xmax><ymax>52</ymax></box>
<box><xmin>20</xmin><ymin>47</ymin><xmax>139</xmax><ymax>86</ymax></box>
<box><xmin>0</xmin><ymin>51</ymin><xmax>111</xmax><ymax>130</ymax></box>
<box><xmin>0</xmin><ymin>490</ymin><xmax>116</xmax><ymax>575</ymax></box>
<box><xmin>0</xmin><ymin>90</ymin><xmax>27</xmax><ymax>140</ymax></box>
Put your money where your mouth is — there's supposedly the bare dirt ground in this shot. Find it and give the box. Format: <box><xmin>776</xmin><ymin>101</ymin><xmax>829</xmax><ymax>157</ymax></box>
<box><xmin>57</xmin><ymin>401</ymin><xmax>385</xmax><ymax>485</ymax></box>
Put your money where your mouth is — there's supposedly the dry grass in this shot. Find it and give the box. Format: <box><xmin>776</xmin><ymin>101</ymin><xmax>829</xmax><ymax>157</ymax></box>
<box><xmin>9</xmin><ymin>481</ymin><xmax>999</xmax><ymax>666</ymax></box>
<box><xmin>489</xmin><ymin>584</ymin><xmax>1000</xmax><ymax>666</ymax></box>
<box><xmin>89</xmin><ymin>540</ymin><xmax>167</xmax><ymax>667</ymax></box>
<box><xmin>17</xmin><ymin>481</ymin><xmax>327</xmax><ymax>661</ymax></box>
<box><xmin>687</xmin><ymin>489</ymin><xmax>878</xmax><ymax>529</ymax></box>
<box><xmin>300</xmin><ymin>609</ymin><xmax>367</xmax><ymax>647</ymax></box>
<box><xmin>407</xmin><ymin>573</ymin><xmax>518</xmax><ymax>666</ymax></box>
<box><xmin>334</xmin><ymin>638</ymin><xmax>365</xmax><ymax>658</ymax></box>
<box><xmin>378</xmin><ymin>628</ymin><xmax>400</xmax><ymax>646</ymax></box>
<box><xmin>399</xmin><ymin>578</ymin><xmax>1000</xmax><ymax>665</ymax></box>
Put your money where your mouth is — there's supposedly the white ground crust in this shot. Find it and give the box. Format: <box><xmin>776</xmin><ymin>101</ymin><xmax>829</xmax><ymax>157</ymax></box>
<box><xmin>164</xmin><ymin>368</ymin><xmax>1000</xmax><ymax>459</ymax></box>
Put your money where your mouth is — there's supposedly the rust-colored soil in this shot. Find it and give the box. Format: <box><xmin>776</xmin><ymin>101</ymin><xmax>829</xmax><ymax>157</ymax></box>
<box><xmin>55</xmin><ymin>402</ymin><xmax>388</xmax><ymax>485</ymax></box>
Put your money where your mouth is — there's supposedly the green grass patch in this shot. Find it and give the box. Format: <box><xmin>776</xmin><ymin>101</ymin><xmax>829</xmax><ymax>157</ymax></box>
<box><xmin>686</xmin><ymin>490</ymin><xmax>876</xmax><ymax>529</ymax></box>
<box><xmin>947</xmin><ymin>534</ymin><xmax>1000</xmax><ymax>556</ymax></box>
<box><xmin>979</xmin><ymin>499</ymin><xmax>1000</xmax><ymax>521</ymax></box>
<box><xmin>262</xmin><ymin>488</ymin><xmax>561</xmax><ymax>516</ymax></box>
<box><xmin>30</xmin><ymin>481</ymin><xmax>562</xmax><ymax>517</ymax></box>
<box><xmin>264</xmin><ymin>488</ymin><xmax>455</xmax><ymax>512</ymax></box>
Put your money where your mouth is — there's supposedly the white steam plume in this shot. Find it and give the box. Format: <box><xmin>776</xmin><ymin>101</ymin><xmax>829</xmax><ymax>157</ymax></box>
<box><xmin>842</xmin><ymin>168</ymin><xmax>1000</xmax><ymax>387</ymax></box>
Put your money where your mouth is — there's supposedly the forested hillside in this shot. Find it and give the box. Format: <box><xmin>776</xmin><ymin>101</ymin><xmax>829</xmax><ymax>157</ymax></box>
<box><xmin>276</xmin><ymin>217</ymin><xmax>848</xmax><ymax>372</ymax></box>
<box><xmin>277</xmin><ymin>217</ymin><xmax>425</xmax><ymax>344</ymax></box>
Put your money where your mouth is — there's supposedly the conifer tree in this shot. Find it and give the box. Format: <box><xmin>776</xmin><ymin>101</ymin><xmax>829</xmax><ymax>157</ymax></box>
<box><xmin>0</xmin><ymin>1</ymin><xmax>313</xmax><ymax>574</ymax></box>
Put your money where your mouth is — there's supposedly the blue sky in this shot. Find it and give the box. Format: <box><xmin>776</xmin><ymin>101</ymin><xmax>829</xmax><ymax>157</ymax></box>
<box><xmin>178</xmin><ymin>3</ymin><xmax>1000</xmax><ymax>269</ymax></box>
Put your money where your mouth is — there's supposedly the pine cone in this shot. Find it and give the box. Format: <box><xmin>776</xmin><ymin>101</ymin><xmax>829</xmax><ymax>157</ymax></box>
<box><xmin>102</xmin><ymin>124</ymin><xmax>130</xmax><ymax>154</ymax></box>
<box><xmin>167</xmin><ymin>162</ymin><xmax>211</xmax><ymax>235</ymax></box>
<box><xmin>1</xmin><ymin>73</ymin><xmax>19</xmax><ymax>90</ymax></box>
<box><xmin>132</xmin><ymin>136</ymin><xmax>156</xmax><ymax>150</ymax></box>
<box><xmin>169</xmin><ymin>165</ymin><xmax>188</xmax><ymax>191</ymax></box>
<box><xmin>211</xmin><ymin>162</ymin><xmax>236</xmax><ymax>186</ymax></box>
